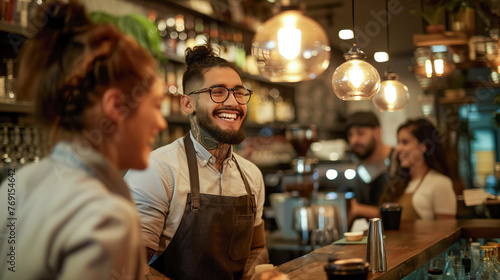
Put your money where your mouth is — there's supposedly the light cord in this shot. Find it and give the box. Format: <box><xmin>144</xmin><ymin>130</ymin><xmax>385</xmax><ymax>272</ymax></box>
<box><xmin>352</xmin><ymin>0</ymin><xmax>357</xmax><ymax>45</ymax></box>
<box><xmin>386</xmin><ymin>0</ymin><xmax>391</xmax><ymax>71</ymax></box>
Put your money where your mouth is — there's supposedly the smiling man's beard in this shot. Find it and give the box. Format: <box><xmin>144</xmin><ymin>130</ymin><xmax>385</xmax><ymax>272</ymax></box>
<box><xmin>353</xmin><ymin>136</ymin><xmax>376</xmax><ymax>160</ymax></box>
<box><xmin>195</xmin><ymin>108</ymin><xmax>246</xmax><ymax>144</ymax></box>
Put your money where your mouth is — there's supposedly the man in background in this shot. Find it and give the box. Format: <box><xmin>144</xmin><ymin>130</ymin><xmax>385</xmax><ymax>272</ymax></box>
<box><xmin>345</xmin><ymin>111</ymin><xmax>395</xmax><ymax>227</ymax></box>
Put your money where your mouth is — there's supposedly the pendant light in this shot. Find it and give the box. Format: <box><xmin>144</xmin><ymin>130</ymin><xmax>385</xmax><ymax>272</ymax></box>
<box><xmin>372</xmin><ymin>0</ymin><xmax>410</xmax><ymax>111</ymax></box>
<box><xmin>331</xmin><ymin>0</ymin><xmax>380</xmax><ymax>100</ymax></box>
<box><xmin>251</xmin><ymin>1</ymin><xmax>331</xmax><ymax>83</ymax></box>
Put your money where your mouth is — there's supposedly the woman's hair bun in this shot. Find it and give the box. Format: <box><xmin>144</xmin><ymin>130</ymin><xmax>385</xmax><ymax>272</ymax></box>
<box><xmin>33</xmin><ymin>0</ymin><xmax>91</xmax><ymax>36</ymax></box>
<box><xmin>185</xmin><ymin>44</ymin><xmax>217</xmax><ymax>66</ymax></box>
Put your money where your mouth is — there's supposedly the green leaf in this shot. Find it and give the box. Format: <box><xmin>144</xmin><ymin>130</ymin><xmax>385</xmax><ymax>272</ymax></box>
<box><xmin>88</xmin><ymin>11</ymin><xmax>166</xmax><ymax>63</ymax></box>
<box><xmin>89</xmin><ymin>11</ymin><xmax>119</xmax><ymax>26</ymax></box>
<box><xmin>410</xmin><ymin>4</ymin><xmax>446</xmax><ymax>25</ymax></box>
<box><xmin>126</xmin><ymin>14</ymin><xmax>165</xmax><ymax>62</ymax></box>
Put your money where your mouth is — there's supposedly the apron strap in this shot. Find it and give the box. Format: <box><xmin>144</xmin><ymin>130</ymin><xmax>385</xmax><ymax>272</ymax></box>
<box><xmin>184</xmin><ymin>133</ymin><xmax>256</xmax><ymax>214</ymax></box>
<box><xmin>184</xmin><ymin>135</ymin><xmax>201</xmax><ymax>213</ymax></box>
<box><xmin>234</xmin><ymin>157</ymin><xmax>256</xmax><ymax>213</ymax></box>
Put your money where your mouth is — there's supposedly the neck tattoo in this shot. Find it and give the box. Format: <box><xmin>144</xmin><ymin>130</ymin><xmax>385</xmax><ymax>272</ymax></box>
<box><xmin>190</xmin><ymin>116</ymin><xmax>230</xmax><ymax>171</ymax></box>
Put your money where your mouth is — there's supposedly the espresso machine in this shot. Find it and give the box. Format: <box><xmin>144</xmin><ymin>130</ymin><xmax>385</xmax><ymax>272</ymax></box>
<box><xmin>272</xmin><ymin>124</ymin><xmax>341</xmax><ymax>249</ymax></box>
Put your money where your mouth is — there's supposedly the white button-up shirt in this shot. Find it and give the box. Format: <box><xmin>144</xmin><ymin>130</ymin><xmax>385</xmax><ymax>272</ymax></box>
<box><xmin>125</xmin><ymin>132</ymin><xmax>265</xmax><ymax>261</ymax></box>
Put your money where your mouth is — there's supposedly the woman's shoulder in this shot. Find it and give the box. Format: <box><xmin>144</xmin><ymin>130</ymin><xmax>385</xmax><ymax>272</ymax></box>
<box><xmin>426</xmin><ymin>169</ymin><xmax>453</xmax><ymax>188</ymax></box>
<box><xmin>20</xmin><ymin>158</ymin><xmax>134</xmax><ymax>210</ymax></box>
<box><xmin>427</xmin><ymin>169</ymin><xmax>452</xmax><ymax>181</ymax></box>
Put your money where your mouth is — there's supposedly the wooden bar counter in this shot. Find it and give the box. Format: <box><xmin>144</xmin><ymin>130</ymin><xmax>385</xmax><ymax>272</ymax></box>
<box><xmin>276</xmin><ymin>219</ymin><xmax>500</xmax><ymax>279</ymax></box>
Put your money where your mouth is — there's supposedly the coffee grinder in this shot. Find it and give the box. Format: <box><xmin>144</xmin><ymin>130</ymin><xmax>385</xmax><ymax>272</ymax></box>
<box><xmin>282</xmin><ymin>124</ymin><xmax>318</xmax><ymax>198</ymax></box>
<box><xmin>281</xmin><ymin>124</ymin><xmax>320</xmax><ymax>246</ymax></box>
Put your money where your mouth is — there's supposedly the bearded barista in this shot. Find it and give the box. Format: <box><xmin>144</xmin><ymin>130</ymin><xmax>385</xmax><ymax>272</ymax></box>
<box><xmin>345</xmin><ymin>111</ymin><xmax>395</xmax><ymax>226</ymax></box>
<box><xmin>125</xmin><ymin>44</ymin><xmax>268</xmax><ymax>280</ymax></box>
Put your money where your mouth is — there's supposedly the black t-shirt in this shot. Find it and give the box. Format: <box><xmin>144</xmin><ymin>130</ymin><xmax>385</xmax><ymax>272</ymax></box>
<box><xmin>352</xmin><ymin>148</ymin><xmax>395</xmax><ymax>206</ymax></box>
<box><xmin>352</xmin><ymin>171</ymin><xmax>391</xmax><ymax>205</ymax></box>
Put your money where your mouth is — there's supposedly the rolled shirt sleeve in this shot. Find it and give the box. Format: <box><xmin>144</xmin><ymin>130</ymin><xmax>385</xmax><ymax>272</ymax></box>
<box><xmin>125</xmin><ymin>159</ymin><xmax>171</xmax><ymax>252</ymax></box>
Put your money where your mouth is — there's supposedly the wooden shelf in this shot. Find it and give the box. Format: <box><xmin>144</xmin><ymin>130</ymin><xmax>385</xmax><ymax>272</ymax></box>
<box><xmin>164</xmin><ymin>53</ymin><xmax>184</xmax><ymax>64</ymax></box>
<box><xmin>413</xmin><ymin>31</ymin><xmax>468</xmax><ymax>47</ymax></box>
<box><xmin>141</xmin><ymin>0</ymin><xmax>255</xmax><ymax>34</ymax></box>
<box><xmin>0</xmin><ymin>101</ymin><xmax>34</xmax><ymax>114</ymax></box>
<box><xmin>0</xmin><ymin>21</ymin><xmax>28</xmax><ymax>36</ymax></box>
<box><xmin>166</xmin><ymin>115</ymin><xmax>189</xmax><ymax>124</ymax></box>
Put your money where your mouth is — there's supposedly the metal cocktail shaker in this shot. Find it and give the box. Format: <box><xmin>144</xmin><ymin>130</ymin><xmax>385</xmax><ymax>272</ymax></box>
<box><xmin>366</xmin><ymin>218</ymin><xmax>387</xmax><ymax>272</ymax></box>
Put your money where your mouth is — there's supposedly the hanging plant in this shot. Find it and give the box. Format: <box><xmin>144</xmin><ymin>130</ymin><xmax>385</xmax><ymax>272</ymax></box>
<box><xmin>410</xmin><ymin>0</ymin><xmax>447</xmax><ymax>33</ymax></box>
<box><xmin>89</xmin><ymin>11</ymin><xmax>166</xmax><ymax>63</ymax></box>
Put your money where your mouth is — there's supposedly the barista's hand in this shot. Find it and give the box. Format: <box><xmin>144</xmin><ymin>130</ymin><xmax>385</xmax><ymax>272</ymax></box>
<box><xmin>347</xmin><ymin>198</ymin><xmax>360</xmax><ymax>227</ymax></box>
<box><xmin>347</xmin><ymin>199</ymin><xmax>381</xmax><ymax>229</ymax></box>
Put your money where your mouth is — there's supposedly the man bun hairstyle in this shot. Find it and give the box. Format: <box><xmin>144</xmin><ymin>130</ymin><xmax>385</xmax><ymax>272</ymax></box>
<box><xmin>182</xmin><ymin>43</ymin><xmax>238</xmax><ymax>94</ymax></box>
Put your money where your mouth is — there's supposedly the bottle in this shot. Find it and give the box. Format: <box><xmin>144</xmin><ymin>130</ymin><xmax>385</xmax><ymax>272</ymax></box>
<box><xmin>157</xmin><ymin>17</ymin><xmax>168</xmax><ymax>54</ymax></box>
<box><xmin>219</xmin><ymin>26</ymin><xmax>230</xmax><ymax>61</ymax></box>
<box><xmin>194</xmin><ymin>17</ymin><xmax>207</xmax><ymax>45</ymax></box>
<box><xmin>209</xmin><ymin>21</ymin><xmax>221</xmax><ymax>54</ymax></box>
<box><xmin>471</xmin><ymin>242</ymin><xmax>481</xmax><ymax>276</ymax></box>
<box><xmin>18</xmin><ymin>0</ymin><xmax>29</xmax><ymax>27</ymax></box>
<box><xmin>0</xmin><ymin>76</ymin><xmax>5</xmax><ymax>101</ymax></box>
<box><xmin>176</xmin><ymin>67</ymin><xmax>184</xmax><ymax>95</ymax></box>
<box><xmin>185</xmin><ymin>15</ymin><xmax>196</xmax><ymax>50</ymax></box>
<box><xmin>475</xmin><ymin>246</ymin><xmax>500</xmax><ymax>280</ymax></box>
<box><xmin>443</xmin><ymin>254</ymin><xmax>457</xmax><ymax>280</ymax></box>
<box><xmin>226</xmin><ymin>28</ymin><xmax>237</xmax><ymax>63</ymax></box>
<box><xmin>4</xmin><ymin>59</ymin><xmax>16</xmax><ymax>103</ymax></box>
<box><xmin>462</xmin><ymin>257</ymin><xmax>471</xmax><ymax>280</ymax></box>
<box><xmin>488</xmin><ymin>244</ymin><xmax>500</xmax><ymax>275</ymax></box>
<box><xmin>165</xmin><ymin>14</ymin><xmax>177</xmax><ymax>55</ymax></box>
<box><xmin>234</xmin><ymin>31</ymin><xmax>246</xmax><ymax>69</ymax></box>
<box><xmin>175</xmin><ymin>14</ymin><xmax>187</xmax><ymax>57</ymax></box>
<box><xmin>428</xmin><ymin>268</ymin><xmax>444</xmax><ymax>280</ymax></box>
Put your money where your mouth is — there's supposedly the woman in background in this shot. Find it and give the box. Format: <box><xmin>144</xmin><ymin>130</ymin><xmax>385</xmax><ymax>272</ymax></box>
<box><xmin>0</xmin><ymin>0</ymin><xmax>166</xmax><ymax>279</ymax></box>
<box><xmin>379</xmin><ymin>118</ymin><xmax>456</xmax><ymax>220</ymax></box>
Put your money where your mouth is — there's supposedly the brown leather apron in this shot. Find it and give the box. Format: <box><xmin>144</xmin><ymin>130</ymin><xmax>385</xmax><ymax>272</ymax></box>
<box><xmin>398</xmin><ymin>193</ymin><xmax>420</xmax><ymax>221</ymax></box>
<box><xmin>150</xmin><ymin>136</ymin><xmax>256</xmax><ymax>280</ymax></box>
<box><xmin>398</xmin><ymin>170</ymin><xmax>429</xmax><ymax>221</ymax></box>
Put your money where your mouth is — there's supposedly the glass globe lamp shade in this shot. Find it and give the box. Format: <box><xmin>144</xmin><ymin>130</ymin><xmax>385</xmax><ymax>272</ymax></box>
<box><xmin>372</xmin><ymin>72</ymin><xmax>410</xmax><ymax>111</ymax></box>
<box><xmin>251</xmin><ymin>10</ymin><xmax>331</xmax><ymax>83</ymax></box>
<box><xmin>332</xmin><ymin>45</ymin><xmax>381</xmax><ymax>100</ymax></box>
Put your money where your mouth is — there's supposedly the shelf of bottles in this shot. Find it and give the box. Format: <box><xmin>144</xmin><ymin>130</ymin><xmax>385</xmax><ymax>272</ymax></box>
<box><xmin>0</xmin><ymin>122</ymin><xmax>50</xmax><ymax>182</ymax></box>
<box><xmin>402</xmin><ymin>238</ymin><xmax>500</xmax><ymax>280</ymax></box>
<box><xmin>0</xmin><ymin>58</ymin><xmax>18</xmax><ymax>105</ymax></box>
<box><xmin>0</xmin><ymin>0</ymin><xmax>34</xmax><ymax>32</ymax></box>
<box><xmin>0</xmin><ymin>0</ymin><xmax>44</xmax><ymax>114</ymax></box>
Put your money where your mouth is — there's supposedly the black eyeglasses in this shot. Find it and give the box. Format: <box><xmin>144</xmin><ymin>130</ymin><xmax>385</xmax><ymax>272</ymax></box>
<box><xmin>187</xmin><ymin>86</ymin><xmax>253</xmax><ymax>105</ymax></box>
